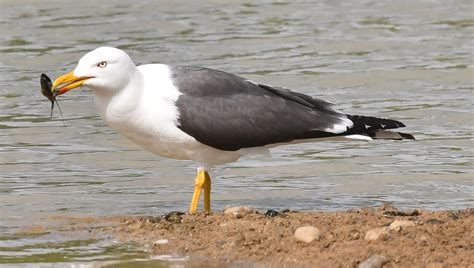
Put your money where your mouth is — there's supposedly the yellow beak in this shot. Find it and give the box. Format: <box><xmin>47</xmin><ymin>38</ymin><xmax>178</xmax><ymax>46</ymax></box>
<box><xmin>52</xmin><ymin>71</ymin><xmax>92</xmax><ymax>96</ymax></box>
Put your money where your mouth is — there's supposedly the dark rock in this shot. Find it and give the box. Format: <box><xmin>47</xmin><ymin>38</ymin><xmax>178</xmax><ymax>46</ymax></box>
<box><xmin>383</xmin><ymin>209</ymin><xmax>419</xmax><ymax>217</ymax></box>
<box><xmin>265</xmin><ymin>209</ymin><xmax>280</xmax><ymax>217</ymax></box>
<box><xmin>163</xmin><ymin>211</ymin><xmax>184</xmax><ymax>223</ymax></box>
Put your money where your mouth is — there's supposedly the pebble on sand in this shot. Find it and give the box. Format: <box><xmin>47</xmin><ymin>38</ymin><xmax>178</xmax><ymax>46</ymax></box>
<box><xmin>294</xmin><ymin>226</ymin><xmax>321</xmax><ymax>243</ymax></box>
<box><xmin>358</xmin><ymin>255</ymin><xmax>391</xmax><ymax>268</ymax></box>
<box><xmin>224</xmin><ymin>206</ymin><xmax>254</xmax><ymax>218</ymax></box>
<box><xmin>364</xmin><ymin>227</ymin><xmax>389</xmax><ymax>241</ymax></box>
<box><xmin>152</xmin><ymin>239</ymin><xmax>169</xmax><ymax>246</ymax></box>
<box><xmin>389</xmin><ymin>220</ymin><xmax>415</xmax><ymax>231</ymax></box>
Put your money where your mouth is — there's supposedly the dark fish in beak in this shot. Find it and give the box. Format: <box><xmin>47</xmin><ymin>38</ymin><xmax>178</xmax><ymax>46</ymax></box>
<box><xmin>40</xmin><ymin>73</ymin><xmax>64</xmax><ymax>124</ymax></box>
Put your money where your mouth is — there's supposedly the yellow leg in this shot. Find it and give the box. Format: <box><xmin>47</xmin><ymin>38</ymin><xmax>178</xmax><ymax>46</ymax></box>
<box><xmin>189</xmin><ymin>168</ymin><xmax>212</xmax><ymax>214</ymax></box>
<box><xmin>203</xmin><ymin>171</ymin><xmax>211</xmax><ymax>213</ymax></box>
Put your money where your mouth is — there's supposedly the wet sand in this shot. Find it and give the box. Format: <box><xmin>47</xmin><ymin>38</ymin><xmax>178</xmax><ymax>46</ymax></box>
<box><xmin>99</xmin><ymin>205</ymin><xmax>473</xmax><ymax>267</ymax></box>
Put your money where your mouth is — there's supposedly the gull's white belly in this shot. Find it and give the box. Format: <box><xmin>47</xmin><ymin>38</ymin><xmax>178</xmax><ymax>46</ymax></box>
<box><xmin>108</xmin><ymin>113</ymin><xmax>196</xmax><ymax>160</ymax></box>
<box><xmin>105</xmin><ymin>104</ymin><xmax>241</xmax><ymax>165</ymax></box>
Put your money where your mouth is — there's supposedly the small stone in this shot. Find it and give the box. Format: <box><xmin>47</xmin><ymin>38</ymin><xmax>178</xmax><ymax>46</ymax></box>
<box><xmin>425</xmin><ymin>262</ymin><xmax>444</xmax><ymax>268</ymax></box>
<box><xmin>224</xmin><ymin>206</ymin><xmax>254</xmax><ymax>218</ymax></box>
<box><xmin>389</xmin><ymin>220</ymin><xmax>415</xmax><ymax>231</ymax></box>
<box><xmin>419</xmin><ymin>235</ymin><xmax>429</xmax><ymax>246</ymax></box>
<box><xmin>364</xmin><ymin>227</ymin><xmax>389</xmax><ymax>241</ymax></box>
<box><xmin>152</xmin><ymin>239</ymin><xmax>169</xmax><ymax>246</ymax></box>
<box><xmin>350</xmin><ymin>231</ymin><xmax>360</xmax><ymax>240</ymax></box>
<box><xmin>224</xmin><ymin>206</ymin><xmax>253</xmax><ymax>214</ymax></box>
<box><xmin>420</xmin><ymin>235</ymin><xmax>429</xmax><ymax>242</ymax></box>
<box><xmin>294</xmin><ymin>226</ymin><xmax>321</xmax><ymax>243</ymax></box>
<box><xmin>426</xmin><ymin>218</ymin><xmax>444</xmax><ymax>225</ymax></box>
<box><xmin>358</xmin><ymin>255</ymin><xmax>391</xmax><ymax>268</ymax></box>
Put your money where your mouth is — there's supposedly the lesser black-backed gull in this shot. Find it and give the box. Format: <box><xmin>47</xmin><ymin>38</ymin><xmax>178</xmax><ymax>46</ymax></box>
<box><xmin>51</xmin><ymin>47</ymin><xmax>414</xmax><ymax>214</ymax></box>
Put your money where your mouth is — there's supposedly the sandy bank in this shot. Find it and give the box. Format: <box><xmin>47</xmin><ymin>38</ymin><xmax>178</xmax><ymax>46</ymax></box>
<box><xmin>102</xmin><ymin>205</ymin><xmax>473</xmax><ymax>267</ymax></box>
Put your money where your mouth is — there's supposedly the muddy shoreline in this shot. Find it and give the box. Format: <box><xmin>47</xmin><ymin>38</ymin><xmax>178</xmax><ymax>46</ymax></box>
<box><xmin>99</xmin><ymin>205</ymin><xmax>473</xmax><ymax>267</ymax></box>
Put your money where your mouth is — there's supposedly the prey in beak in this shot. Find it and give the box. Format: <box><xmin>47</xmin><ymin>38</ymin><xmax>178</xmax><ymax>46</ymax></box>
<box><xmin>40</xmin><ymin>71</ymin><xmax>91</xmax><ymax>124</ymax></box>
<box><xmin>40</xmin><ymin>73</ymin><xmax>64</xmax><ymax>124</ymax></box>
<box><xmin>52</xmin><ymin>71</ymin><xmax>92</xmax><ymax>96</ymax></box>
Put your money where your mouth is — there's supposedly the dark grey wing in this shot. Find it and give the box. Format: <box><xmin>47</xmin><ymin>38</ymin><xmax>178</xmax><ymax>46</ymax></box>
<box><xmin>171</xmin><ymin>66</ymin><xmax>350</xmax><ymax>151</ymax></box>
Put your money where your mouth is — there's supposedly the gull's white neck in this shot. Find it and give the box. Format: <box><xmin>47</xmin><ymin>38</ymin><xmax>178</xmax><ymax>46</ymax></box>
<box><xmin>92</xmin><ymin>67</ymin><xmax>144</xmax><ymax>121</ymax></box>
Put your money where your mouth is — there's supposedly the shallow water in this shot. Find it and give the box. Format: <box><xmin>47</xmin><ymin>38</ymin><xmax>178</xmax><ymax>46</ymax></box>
<box><xmin>0</xmin><ymin>0</ymin><xmax>473</xmax><ymax>266</ymax></box>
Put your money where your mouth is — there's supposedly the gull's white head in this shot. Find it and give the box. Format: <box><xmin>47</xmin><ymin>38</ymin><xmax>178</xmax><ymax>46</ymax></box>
<box><xmin>52</xmin><ymin>47</ymin><xmax>137</xmax><ymax>96</ymax></box>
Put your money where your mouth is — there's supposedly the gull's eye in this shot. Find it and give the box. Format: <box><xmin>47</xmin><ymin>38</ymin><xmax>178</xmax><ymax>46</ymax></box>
<box><xmin>97</xmin><ymin>61</ymin><xmax>107</xmax><ymax>68</ymax></box>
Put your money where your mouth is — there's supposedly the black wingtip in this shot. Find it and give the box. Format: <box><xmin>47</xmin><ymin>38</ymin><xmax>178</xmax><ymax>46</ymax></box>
<box><xmin>396</xmin><ymin>121</ymin><xmax>406</xmax><ymax>128</ymax></box>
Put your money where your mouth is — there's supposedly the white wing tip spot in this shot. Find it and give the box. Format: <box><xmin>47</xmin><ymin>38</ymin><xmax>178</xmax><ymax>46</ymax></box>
<box><xmin>324</xmin><ymin>117</ymin><xmax>354</xmax><ymax>133</ymax></box>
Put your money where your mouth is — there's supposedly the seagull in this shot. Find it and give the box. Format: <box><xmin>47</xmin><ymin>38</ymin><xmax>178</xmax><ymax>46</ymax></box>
<box><xmin>52</xmin><ymin>47</ymin><xmax>414</xmax><ymax>214</ymax></box>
